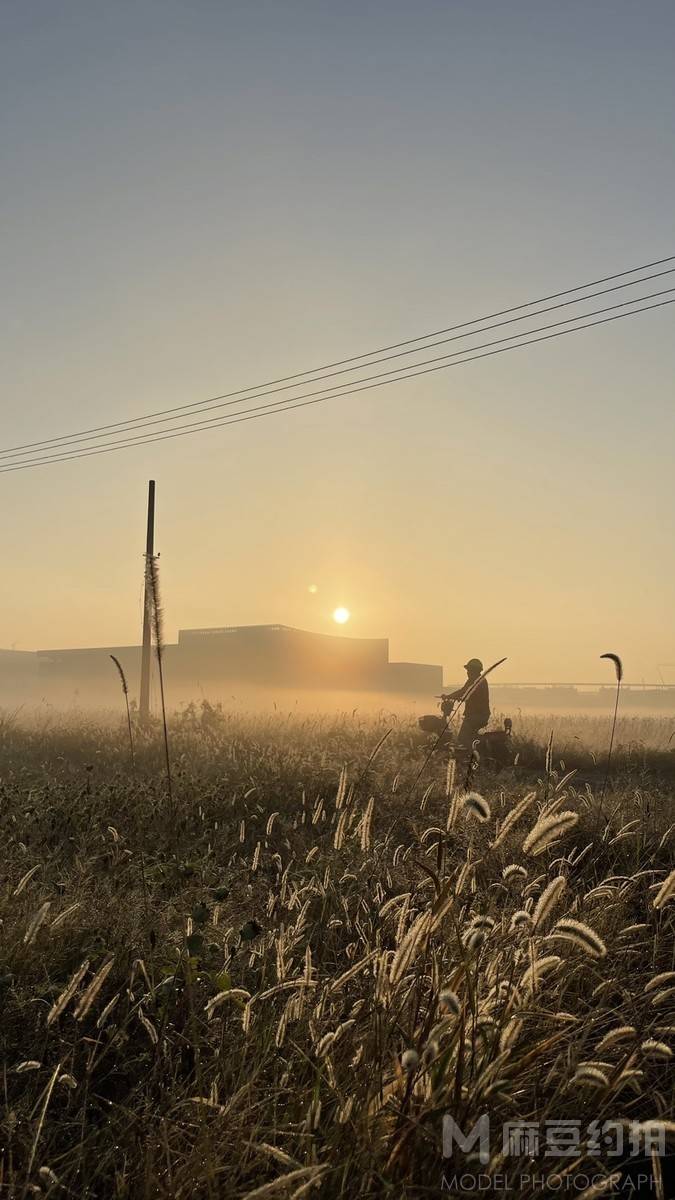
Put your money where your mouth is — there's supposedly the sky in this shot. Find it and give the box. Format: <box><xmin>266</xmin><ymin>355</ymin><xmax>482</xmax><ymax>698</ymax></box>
<box><xmin>2</xmin><ymin>0</ymin><xmax>675</xmax><ymax>684</ymax></box>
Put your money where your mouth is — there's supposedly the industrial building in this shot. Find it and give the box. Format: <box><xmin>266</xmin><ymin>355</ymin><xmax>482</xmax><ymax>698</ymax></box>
<box><xmin>7</xmin><ymin>635</ymin><xmax>675</xmax><ymax>709</ymax></box>
<box><xmin>35</xmin><ymin>624</ymin><xmax>443</xmax><ymax>698</ymax></box>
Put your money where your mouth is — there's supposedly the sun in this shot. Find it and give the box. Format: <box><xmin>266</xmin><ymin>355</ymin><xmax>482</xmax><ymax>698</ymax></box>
<box><xmin>332</xmin><ymin>606</ymin><xmax>351</xmax><ymax>625</ymax></box>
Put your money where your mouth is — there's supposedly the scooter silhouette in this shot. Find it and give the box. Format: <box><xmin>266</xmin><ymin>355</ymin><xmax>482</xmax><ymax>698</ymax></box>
<box><xmin>418</xmin><ymin>695</ymin><xmax>514</xmax><ymax>769</ymax></box>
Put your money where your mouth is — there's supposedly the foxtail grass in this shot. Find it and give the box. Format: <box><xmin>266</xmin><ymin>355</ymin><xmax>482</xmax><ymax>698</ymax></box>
<box><xmin>653</xmin><ymin>867</ymin><xmax>675</xmax><ymax>909</ymax></box>
<box><xmin>547</xmin><ymin>917</ymin><xmax>607</xmax><ymax>959</ymax></box>
<box><xmin>110</xmin><ymin>654</ymin><xmax>135</xmax><ymax>769</ymax></box>
<box><xmin>600</xmin><ymin>652</ymin><xmax>623</xmax><ymax>801</ymax></box>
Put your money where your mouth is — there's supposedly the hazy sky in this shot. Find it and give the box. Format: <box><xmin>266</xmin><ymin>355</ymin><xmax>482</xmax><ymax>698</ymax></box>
<box><xmin>2</xmin><ymin>1</ymin><xmax>675</xmax><ymax>684</ymax></box>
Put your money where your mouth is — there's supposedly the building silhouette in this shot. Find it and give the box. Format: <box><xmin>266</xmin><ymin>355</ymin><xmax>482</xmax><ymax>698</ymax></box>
<box><xmin>36</xmin><ymin>624</ymin><xmax>443</xmax><ymax>697</ymax></box>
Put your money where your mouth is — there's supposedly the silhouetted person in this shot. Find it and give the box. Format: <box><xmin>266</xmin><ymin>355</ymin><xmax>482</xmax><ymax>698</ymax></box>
<box><xmin>446</xmin><ymin>658</ymin><xmax>490</xmax><ymax>755</ymax></box>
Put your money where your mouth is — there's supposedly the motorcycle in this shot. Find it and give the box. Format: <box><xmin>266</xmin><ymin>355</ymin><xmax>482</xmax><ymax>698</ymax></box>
<box><xmin>418</xmin><ymin>695</ymin><xmax>514</xmax><ymax>769</ymax></box>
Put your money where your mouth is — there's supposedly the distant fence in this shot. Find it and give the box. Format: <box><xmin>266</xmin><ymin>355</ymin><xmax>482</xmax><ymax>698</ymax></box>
<box><xmin>489</xmin><ymin>682</ymin><xmax>675</xmax><ymax>692</ymax></box>
<box><xmin>440</xmin><ymin>683</ymin><xmax>675</xmax><ymax>709</ymax></box>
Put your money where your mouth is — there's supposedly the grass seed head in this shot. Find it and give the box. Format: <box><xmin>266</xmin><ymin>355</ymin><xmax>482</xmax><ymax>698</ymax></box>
<box><xmin>464</xmin><ymin>927</ymin><xmax>486</xmax><ymax>951</ymax></box>
<box><xmin>522</xmin><ymin>810</ymin><xmax>579</xmax><ymax>856</ymax></box>
<box><xmin>463</xmin><ymin>791</ymin><xmax>491</xmax><ymax>822</ymax></box>
<box><xmin>502</xmin><ymin>864</ymin><xmax>528</xmax><ymax>884</ymax></box>
<box><xmin>109</xmin><ymin>654</ymin><xmax>129</xmax><ymax>695</ymax></box>
<box><xmin>640</xmin><ymin>1039</ymin><xmax>672</xmax><ymax>1061</ymax></box>
<box><xmin>510</xmin><ymin>909</ymin><xmax>532</xmax><ymax>933</ymax></box>
<box><xmin>596</xmin><ymin>1026</ymin><xmax>636</xmax><ymax>1051</ymax></box>
<box><xmin>600</xmin><ymin>652</ymin><xmax>623</xmax><ymax>683</ymax></box>
<box><xmin>531</xmin><ymin>875</ymin><xmax>566</xmax><ymax>930</ymax></box>
<box><xmin>644</xmin><ymin>971</ymin><xmax>675</xmax><ymax>993</ymax></box>
<box><xmin>401</xmin><ymin>1049</ymin><xmax>419</xmax><ymax>1072</ymax></box>
<box><xmin>490</xmin><ymin>791</ymin><xmax>537</xmax><ymax>848</ymax></box>
<box><xmin>547</xmin><ymin>918</ymin><xmax>607</xmax><ymax>959</ymax></box>
<box><xmin>653</xmin><ymin>868</ymin><xmax>675</xmax><ymax>909</ymax></box>
<box><xmin>24</xmin><ymin>900</ymin><xmax>51</xmax><ymax>946</ymax></box>
<box><xmin>572</xmin><ymin>1064</ymin><xmax>610</xmax><ymax>1088</ymax></box>
<box><xmin>47</xmin><ymin>960</ymin><xmax>90</xmax><ymax>1026</ymax></box>
<box><xmin>439</xmin><ymin>988</ymin><xmax>461</xmax><ymax>1016</ymax></box>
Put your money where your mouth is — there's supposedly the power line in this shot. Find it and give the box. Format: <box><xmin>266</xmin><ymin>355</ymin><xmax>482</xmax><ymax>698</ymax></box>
<box><xmin>2</xmin><ymin>283</ymin><xmax>674</xmax><ymax>469</ymax></box>
<box><xmin>2</xmin><ymin>287</ymin><xmax>673</xmax><ymax>466</ymax></box>
<box><xmin>2</xmin><ymin>295</ymin><xmax>673</xmax><ymax>474</ymax></box>
<box><xmin>2</xmin><ymin>254</ymin><xmax>674</xmax><ymax>460</ymax></box>
<box><xmin>2</xmin><ymin>270</ymin><xmax>674</xmax><ymax>463</ymax></box>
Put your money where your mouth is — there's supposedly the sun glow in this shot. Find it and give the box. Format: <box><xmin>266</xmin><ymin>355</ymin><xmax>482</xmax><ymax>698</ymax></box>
<box><xmin>332</xmin><ymin>607</ymin><xmax>351</xmax><ymax>625</ymax></box>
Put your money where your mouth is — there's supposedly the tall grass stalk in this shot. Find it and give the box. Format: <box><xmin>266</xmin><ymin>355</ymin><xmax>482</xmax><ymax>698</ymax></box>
<box><xmin>110</xmin><ymin>657</ymin><xmax>149</xmax><ymax>916</ymax></box>
<box><xmin>147</xmin><ymin>554</ymin><xmax>173</xmax><ymax>814</ymax></box>
<box><xmin>462</xmin><ymin>742</ymin><xmax>480</xmax><ymax>791</ymax></box>
<box><xmin>600</xmin><ymin>653</ymin><xmax>623</xmax><ymax>802</ymax></box>
<box><xmin>110</xmin><ymin>655</ymin><xmax>135</xmax><ymax>770</ymax></box>
<box><xmin>110</xmin><ymin>657</ymin><xmax>150</xmax><ymax>919</ymax></box>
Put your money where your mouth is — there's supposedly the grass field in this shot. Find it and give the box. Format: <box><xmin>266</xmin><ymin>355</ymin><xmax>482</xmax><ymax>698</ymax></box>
<box><xmin>1</xmin><ymin>705</ymin><xmax>674</xmax><ymax>1198</ymax></box>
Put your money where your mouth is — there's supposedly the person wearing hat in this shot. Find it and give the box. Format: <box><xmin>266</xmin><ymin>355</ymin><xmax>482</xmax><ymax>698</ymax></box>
<box><xmin>445</xmin><ymin>658</ymin><xmax>491</xmax><ymax>757</ymax></box>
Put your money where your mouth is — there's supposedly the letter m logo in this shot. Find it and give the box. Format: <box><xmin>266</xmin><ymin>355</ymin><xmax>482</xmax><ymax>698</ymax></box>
<box><xmin>443</xmin><ymin>1114</ymin><xmax>490</xmax><ymax>1164</ymax></box>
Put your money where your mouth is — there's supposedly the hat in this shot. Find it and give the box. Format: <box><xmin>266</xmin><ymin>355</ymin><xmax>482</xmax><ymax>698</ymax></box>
<box><xmin>464</xmin><ymin>658</ymin><xmax>483</xmax><ymax>674</ymax></box>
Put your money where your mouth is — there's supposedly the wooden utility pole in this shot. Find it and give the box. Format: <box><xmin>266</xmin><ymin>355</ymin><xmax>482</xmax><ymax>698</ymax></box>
<box><xmin>139</xmin><ymin>480</ymin><xmax>155</xmax><ymax>722</ymax></box>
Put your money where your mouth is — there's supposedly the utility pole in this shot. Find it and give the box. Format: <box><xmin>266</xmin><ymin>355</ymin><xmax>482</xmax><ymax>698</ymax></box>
<box><xmin>139</xmin><ymin>480</ymin><xmax>155</xmax><ymax>722</ymax></box>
